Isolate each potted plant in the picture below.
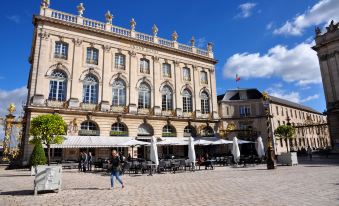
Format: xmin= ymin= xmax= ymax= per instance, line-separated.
xmin=274 ymin=125 xmax=298 ymax=166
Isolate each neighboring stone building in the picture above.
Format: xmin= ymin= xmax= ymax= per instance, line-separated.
xmin=22 ymin=1 xmax=219 ymax=163
xmin=312 ymin=21 xmax=339 ymax=152
xmin=218 ymin=89 xmax=330 ymax=155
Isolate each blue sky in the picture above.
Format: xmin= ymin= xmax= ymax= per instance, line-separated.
xmin=0 ymin=0 xmax=339 ymax=117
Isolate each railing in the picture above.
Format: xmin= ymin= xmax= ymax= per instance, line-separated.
xmin=111 ymin=25 xmax=131 ymax=37
xmin=83 ymin=18 xmax=105 ymax=30
xmin=110 ymin=131 xmax=128 ymax=136
xmin=44 ymin=8 xmax=211 ymax=58
xmin=178 ymin=43 xmax=192 ymax=52
xmin=51 ymin=10 xmax=77 ymax=23
xmin=158 ymin=38 xmax=174 ymax=48
xmin=79 ymin=129 xmax=100 ymax=136
xmin=136 ymin=32 xmax=154 ymax=43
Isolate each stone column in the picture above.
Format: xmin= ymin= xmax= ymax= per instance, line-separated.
xmin=100 ymin=45 xmax=112 ymax=111
xmin=153 ymin=56 xmax=161 ymax=116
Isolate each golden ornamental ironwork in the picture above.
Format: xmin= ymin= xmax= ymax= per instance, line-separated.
xmin=8 ymin=103 xmax=16 ymax=114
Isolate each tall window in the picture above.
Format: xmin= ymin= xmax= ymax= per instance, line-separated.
xmin=140 ymin=58 xmax=150 ymax=74
xmin=48 ymin=70 xmax=67 ymax=101
xmin=182 ymin=89 xmax=193 ymax=113
xmin=162 ymin=63 xmax=171 ymax=77
xmin=115 ymin=53 xmax=125 ymax=69
xmin=183 ymin=67 xmax=191 ymax=81
xmin=201 ymin=91 xmax=210 ymax=114
xmin=111 ymin=122 xmax=128 ymax=136
xmin=161 ymin=86 xmax=173 ymax=111
xmin=83 ymin=74 xmax=98 ymax=104
xmin=138 ymin=83 xmax=151 ymax=109
xmin=112 ymin=80 xmax=126 ymax=106
xmin=276 ymin=106 xmax=279 ymax=115
xmin=200 ymin=71 xmax=208 ymax=84
xmin=54 ymin=42 xmax=68 ymax=59
xmin=239 ymin=105 xmax=251 ymax=117
xmin=162 ymin=125 xmax=176 ymax=137
xmin=86 ymin=47 xmax=99 ymax=65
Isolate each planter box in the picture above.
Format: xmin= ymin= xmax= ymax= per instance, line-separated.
xmin=34 ymin=165 xmax=62 ymax=195
xmin=278 ymin=152 xmax=298 ymax=166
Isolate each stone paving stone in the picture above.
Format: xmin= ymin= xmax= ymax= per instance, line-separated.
xmin=0 ymin=160 xmax=339 ymax=206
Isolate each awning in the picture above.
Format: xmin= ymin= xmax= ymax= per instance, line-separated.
xmin=157 ymin=137 xmax=189 ymax=146
xmin=116 ymin=139 xmax=150 ymax=147
xmin=49 ymin=136 xmax=134 ymax=148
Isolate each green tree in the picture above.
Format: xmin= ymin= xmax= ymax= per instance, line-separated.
xmin=30 ymin=114 xmax=67 ymax=165
xmin=29 ymin=142 xmax=47 ymax=166
xmin=274 ymin=125 xmax=296 ymax=153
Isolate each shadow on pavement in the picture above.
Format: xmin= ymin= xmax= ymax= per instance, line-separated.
xmin=0 ymin=190 xmax=33 ymax=196
xmin=67 ymin=187 xmax=106 ymax=190
xmin=0 ymin=174 xmax=32 ymax=177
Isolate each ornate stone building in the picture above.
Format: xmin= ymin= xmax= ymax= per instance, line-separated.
xmin=218 ymin=89 xmax=330 ymax=155
xmin=22 ymin=1 xmax=219 ymax=163
xmin=312 ymin=21 xmax=339 ymax=152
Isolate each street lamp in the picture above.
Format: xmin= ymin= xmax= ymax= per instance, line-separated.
xmin=262 ymin=92 xmax=277 ymax=170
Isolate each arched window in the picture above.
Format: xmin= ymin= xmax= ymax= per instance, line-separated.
xmin=162 ymin=125 xmax=176 ymax=137
xmin=54 ymin=41 xmax=68 ymax=59
xmin=161 ymin=86 xmax=173 ymax=111
xmin=138 ymin=123 xmax=154 ymax=136
xmin=184 ymin=125 xmax=196 ymax=137
xmin=162 ymin=63 xmax=171 ymax=77
xmin=201 ymin=126 xmax=214 ymax=137
xmin=48 ymin=70 xmax=67 ymax=101
xmin=112 ymin=80 xmax=126 ymax=106
xmin=140 ymin=58 xmax=150 ymax=74
xmin=201 ymin=91 xmax=210 ymax=114
xmin=138 ymin=83 xmax=151 ymax=109
xmin=86 ymin=47 xmax=99 ymax=65
xmin=79 ymin=121 xmax=99 ymax=136
xmin=182 ymin=89 xmax=192 ymax=113
xmin=83 ymin=74 xmax=98 ymax=104
xmin=110 ymin=122 xmax=128 ymax=136
xmin=115 ymin=53 xmax=125 ymax=69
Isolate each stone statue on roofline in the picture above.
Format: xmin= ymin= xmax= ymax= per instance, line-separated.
xmin=41 ymin=0 xmax=50 ymax=8
xmin=130 ymin=18 xmax=136 ymax=31
xmin=326 ymin=20 xmax=339 ymax=33
xmin=152 ymin=24 xmax=158 ymax=37
xmin=172 ymin=31 xmax=178 ymax=41
xmin=105 ymin=11 xmax=113 ymax=24
xmin=77 ymin=3 xmax=85 ymax=17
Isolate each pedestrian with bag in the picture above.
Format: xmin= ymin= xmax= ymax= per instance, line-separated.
xmin=110 ymin=150 xmax=124 ymax=190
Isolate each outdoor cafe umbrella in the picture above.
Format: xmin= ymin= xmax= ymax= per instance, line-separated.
xmin=150 ymin=136 xmax=159 ymax=166
xmin=232 ymin=137 xmax=240 ymax=163
xmin=188 ymin=136 xmax=196 ymax=169
xmin=210 ymin=139 xmax=233 ymax=145
xmin=256 ymin=136 xmax=265 ymax=158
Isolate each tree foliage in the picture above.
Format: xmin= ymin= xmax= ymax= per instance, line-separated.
xmin=29 ymin=142 xmax=47 ymax=166
xmin=274 ymin=125 xmax=296 ymax=153
xmin=30 ymin=114 xmax=67 ymax=165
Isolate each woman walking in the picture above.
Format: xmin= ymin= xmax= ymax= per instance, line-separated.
xmin=110 ymin=150 xmax=124 ymax=189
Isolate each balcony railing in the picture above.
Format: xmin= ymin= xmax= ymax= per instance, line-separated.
xmin=111 ymin=106 xmax=126 ymax=113
xmin=162 ymin=132 xmax=177 ymax=137
xmin=110 ymin=131 xmax=128 ymax=136
xmin=81 ymin=103 xmax=97 ymax=111
xmin=86 ymin=59 xmax=98 ymax=65
xmin=54 ymin=53 xmax=67 ymax=60
xmin=79 ymin=129 xmax=100 ymax=136
xmin=138 ymin=108 xmax=150 ymax=115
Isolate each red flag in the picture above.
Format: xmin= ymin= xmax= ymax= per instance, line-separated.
xmin=236 ymin=74 xmax=240 ymax=82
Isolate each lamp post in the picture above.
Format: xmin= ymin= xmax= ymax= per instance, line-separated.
xmin=262 ymin=92 xmax=277 ymax=170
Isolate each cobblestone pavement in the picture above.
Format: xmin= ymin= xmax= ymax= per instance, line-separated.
xmin=0 ymin=158 xmax=339 ymax=206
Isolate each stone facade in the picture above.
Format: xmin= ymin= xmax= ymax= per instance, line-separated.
xmin=312 ymin=21 xmax=339 ymax=152
xmin=218 ymin=89 xmax=331 ymax=155
xmin=22 ymin=1 xmax=219 ymax=163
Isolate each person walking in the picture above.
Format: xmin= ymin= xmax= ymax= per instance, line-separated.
xmin=110 ymin=150 xmax=124 ymax=190
xmin=83 ymin=152 xmax=88 ymax=172
xmin=79 ymin=151 xmax=84 ymax=172
xmin=88 ymin=152 xmax=93 ymax=171
xmin=307 ymin=146 xmax=313 ymax=161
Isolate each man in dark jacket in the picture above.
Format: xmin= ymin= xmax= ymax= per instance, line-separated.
xmin=110 ymin=150 xmax=124 ymax=189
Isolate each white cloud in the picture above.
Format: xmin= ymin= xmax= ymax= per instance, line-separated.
xmin=222 ymin=40 xmax=321 ymax=86
xmin=235 ymin=2 xmax=257 ymax=19
xmin=300 ymin=94 xmax=320 ymax=103
xmin=273 ymin=0 xmax=339 ymax=36
xmin=267 ymin=87 xmax=320 ymax=104
xmin=6 ymin=15 xmax=21 ymax=24
xmin=0 ymin=86 xmax=27 ymax=118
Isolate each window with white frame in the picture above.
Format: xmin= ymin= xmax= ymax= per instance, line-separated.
xmin=79 ymin=121 xmax=99 ymax=136
xmin=111 ymin=122 xmax=128 ymax=136
xmin=162 ymin=63 xmax=171 ymax=77
xmin=54 ymin=42 xmax=68 ymax=59
xmin=48 ymin=70 xmax=67 ymax=101
xmin=182 ymin=89 xmax=193 ymax=113
xmin=86 ymin=47 xmax=99 ymax=65
xmin=161 ymin=86 xmax=173 ymax=111
xmin=138 ymin=83 xmax=151 ymax=109
xmin=112 ymin=79 xmax=126 ymax=106
xmin=140 ymin=58 xmax=150 ymax=74
xmin=200 ymin=71 xmax=208 ymax=84
xmin=162 ymin=125 xmax=176 ymax=137
xmin=239 ymin=105 xmax=251 ymax=117
xmin=82 ymin=74 xmax=98 ymax=104
xmin=183 ymin=67 xmax=191 ymax=81
xmin=115 ymin=53 xmax=125 ymax=69
xmin=201 ymin=91 xmax=210 ymax=114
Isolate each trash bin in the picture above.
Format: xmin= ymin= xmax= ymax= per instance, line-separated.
xmin=34 ymin=165 xmax=62 ymax=195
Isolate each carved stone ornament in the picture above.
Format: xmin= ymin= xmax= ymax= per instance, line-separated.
xmin=104 ymin=45 xmax=111 ymax=52
xmin=117 ymin=115 xmax=122 ymax=122
xmin=326 ymin=20 xmax=339 ymax=33
xmin=105 ymin=10 xmax=113 ymax=24
xmin=207 ymin=42 xmax=213 ymax=52
xmin=73 ymin=38 xmax=83 ymax=46
xmin=86 ymin=113 xmax=92 ymax=120
xmin=130 ymin=18 xmax=136 ymax=31
xmin=210 ymin=67 xmax=215 ymax=73
xmin=174 ymin=60 xmax=180 ymax=67
xmin=89 ymin=42 xmax=95 ymax=48
xmin=190 ymin=36 xmax=195 ymax=47
xmin=152 ymin=56 xmax=159 ymax=62
xmin=152 ymin=24 xmax=158 ymax=36
xmin=172 ymin=31 xmax=178 ymax=41
xmin=143 ymin=117 xmax=148 ymax=124
xmin=39 ymin=31 xmax=50 ymax=40
xmin=41 ymin=0 xmax=50 ymax=8
xmin=129 ymin=50 xmax=136 ymax=57
xmin=117 ymin=48 xmax=123 ymax=53
xmin=77 ymin=3 xmax=85 ymax=17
